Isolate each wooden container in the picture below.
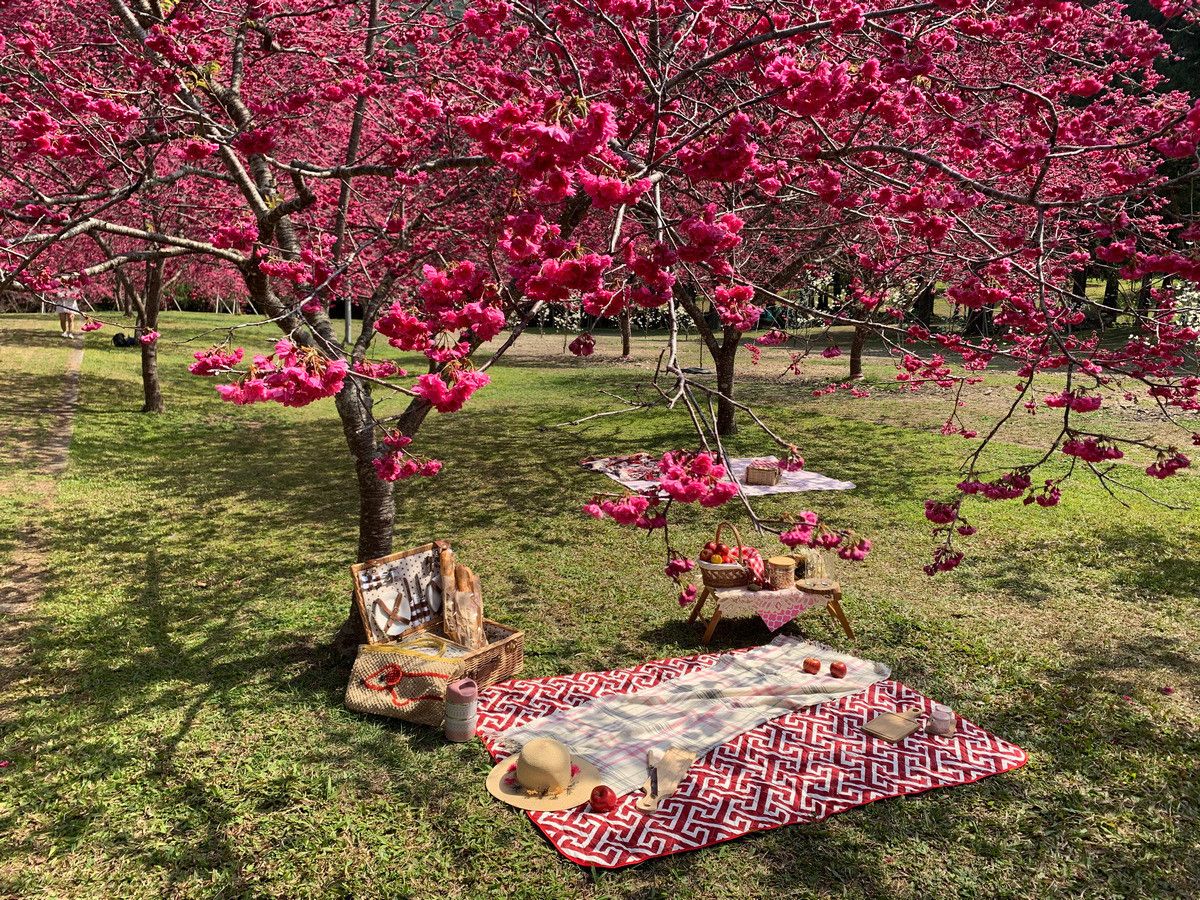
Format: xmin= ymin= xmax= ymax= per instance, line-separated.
xmin=766 ymin=556 xmax=797 ymax=591
xmin=350 ymin=542 xmax=524 ymax=690
xmin=697 ymin=521 xmax=751 ymax=589
xmin=745 ymin=464 xmax=782 ymax=486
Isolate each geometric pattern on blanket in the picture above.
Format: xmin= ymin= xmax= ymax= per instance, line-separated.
xmin=478 ymin=649 xmax=1028 ymax=869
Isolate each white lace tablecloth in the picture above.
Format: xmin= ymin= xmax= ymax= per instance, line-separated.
xmin=711 ymin=586 xmax=829 ymax=617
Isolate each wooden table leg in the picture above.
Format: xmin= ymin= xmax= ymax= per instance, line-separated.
xmin=701 ymin=606 xmax=723 ymax=645
xmin=827 ymin=594 xmax=855 ymax=641
xmin=687 ymin=587 xmax=712 ymax=626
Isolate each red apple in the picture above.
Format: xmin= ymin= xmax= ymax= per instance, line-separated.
xmin=590 ymin=785 xmax=618 ymax=813
xmin=829 ymin=660 xmax=848 ymax=678
xmin=802 ymin=657 xmax=821 ymax=675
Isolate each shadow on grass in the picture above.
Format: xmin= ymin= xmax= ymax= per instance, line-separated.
xmin=964 ymin=519 xmax=1200 ymax=605
xmin=0 ymin=367 xmax=74 ymax=467
xmin=3 ymin=344 xmax=1198 ymax=897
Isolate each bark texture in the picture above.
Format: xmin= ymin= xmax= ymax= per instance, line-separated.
xmin=848 ymin=324 xmax=868 ymax=381
xmin=139 ymin=260 xmax=165 ymax=414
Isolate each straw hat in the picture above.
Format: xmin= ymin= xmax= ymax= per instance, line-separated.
xmin=485 ymin=738 xmax=604 ymax=811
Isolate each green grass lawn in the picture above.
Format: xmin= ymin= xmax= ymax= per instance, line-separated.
xmin=0 ymin=312 xmax=1196 ymax=900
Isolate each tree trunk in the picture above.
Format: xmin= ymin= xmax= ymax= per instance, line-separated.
xmin=140 ymin=260 xmax=165 ymax=414
xmin=913 ymin=282 xmax=935 ymax=326
xmin=331 ymin=375 xmax=400 ymax=658
xmin=963 ymin=305 xmax=993 ymax=337
xmin=619 ymin=309 xmax=632 ymax=357
xmin=714 ymin=330 xmax=740 ymax=435
xmin=1138 ymin=275 xmax=1153 ymax=312
xmin=848 ymin=324 xmax=868 ymax=380
xmin=1104 ymin=271 xmax=1120 ymax=310
xmin=1071 ymin=268 xmax=1089 ymax=302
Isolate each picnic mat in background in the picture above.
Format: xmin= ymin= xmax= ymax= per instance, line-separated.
xmin=579 ymin=454 xmax=856 ymax=495
xmin=477 ymin=648 xmax=1028 ymax=868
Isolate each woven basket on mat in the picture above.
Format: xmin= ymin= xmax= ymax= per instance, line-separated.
xmin=696 ymin=521 xmax=752 ymax=589
xmin=745 ymin=464 xmax=782 ymax=486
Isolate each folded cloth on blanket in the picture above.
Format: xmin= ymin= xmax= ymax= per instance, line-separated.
xmin=487 ymin=636 xmax=888 ymax=795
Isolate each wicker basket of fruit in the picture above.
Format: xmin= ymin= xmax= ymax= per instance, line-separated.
xmin=696 ymin=522 xmax=752 ymax=589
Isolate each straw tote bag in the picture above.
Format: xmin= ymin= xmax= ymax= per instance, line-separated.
xmin=345 ymin=638 xmax=462 ymax=726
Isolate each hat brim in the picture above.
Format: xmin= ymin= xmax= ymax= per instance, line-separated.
xmin=485 ymin=750 xmax=605 ymax=812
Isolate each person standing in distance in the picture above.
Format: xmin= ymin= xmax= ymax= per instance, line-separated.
xmin=53 ymin=289 xmax=80 ymax=338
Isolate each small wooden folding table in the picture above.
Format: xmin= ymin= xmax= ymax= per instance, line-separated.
xmin=687 ymin=577 xmax=856 ymax=645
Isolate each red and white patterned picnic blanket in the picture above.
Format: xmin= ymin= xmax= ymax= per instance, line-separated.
xmin=486 ymin=638 xmax=888 ymax=794
xmin=478 ymin=648 xmax=1028 ymax=868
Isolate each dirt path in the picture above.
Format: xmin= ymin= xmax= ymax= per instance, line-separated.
xmin=0 ymin=341 xmax=83 ymax=681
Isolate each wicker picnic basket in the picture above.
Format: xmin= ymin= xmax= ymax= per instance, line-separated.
xmin=696 ymin=521 xmax=752 ymax=589
xmin=745 ymin=463 xmax=782 ymax=486
xmin=350 ymin=542 xmax=524 ymax=691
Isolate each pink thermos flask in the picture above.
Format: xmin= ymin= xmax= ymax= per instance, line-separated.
xmin=444 ymin=679 xmax=478 ymax=742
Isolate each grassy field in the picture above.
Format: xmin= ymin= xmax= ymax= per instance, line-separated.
xmin=0 ymin=311 xmax=1196 ymax=900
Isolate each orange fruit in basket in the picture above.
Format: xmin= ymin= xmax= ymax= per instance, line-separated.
xmin=710 ymin=554 xmax=724 ymax=564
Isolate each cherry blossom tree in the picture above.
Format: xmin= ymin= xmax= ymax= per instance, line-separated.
xmin=2 ymin=0 xmax=1199 ymax=647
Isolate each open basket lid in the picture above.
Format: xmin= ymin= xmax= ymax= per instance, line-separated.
xmin=350 ymin=541 xmax=450 ymax=644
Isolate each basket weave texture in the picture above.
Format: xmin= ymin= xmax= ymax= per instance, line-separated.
xmin=351 ymin=544 xmax=525 ymax=692
xmin=745 ymin=464 xmax=782 ymax=486
xmin=697 ymin=522 xmax=752 ymax=588
xmin=344 ymin=642 xmax=461 ymax=726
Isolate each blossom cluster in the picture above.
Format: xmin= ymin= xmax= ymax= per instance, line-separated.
xmin=411 ymin=369 xmax=490 ymax=413
xmin=1044 ymin=391 xmax=1102 ymax=412
xmin=189 ymin=346 xmax=245 ymax=376
xmin=212 ymin=341 xmax=347 ymax=407
xmin=1061 ymin=438 xmax=1124 ymax=462
xmin=371 ymin=430 xmax=443 ymax=482
xmin=1146 ymin=453 xmax=1190 ymax=479
xmin=923 ymin=547 xmax=965 ymax=576
xmin=375 ymin=261 xmax=506 ymax=361
xmin=957 ymin=472 xmax=1033 ymax=501
xmin=568 ymin=332 xmax=595 ymax=356
xmin=352 ymin=359 xmax=407 ymax=379
xmin=778 ymin=510 xmax=870 ymax=560
xmin=658 ymin=450 xmax=739 ymax=507
xmin=583 ymin=492 xmax=666 ymax=529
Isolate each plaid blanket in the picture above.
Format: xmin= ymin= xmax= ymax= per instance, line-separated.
xmin=488 ymin=636 xmax=889 ymax=794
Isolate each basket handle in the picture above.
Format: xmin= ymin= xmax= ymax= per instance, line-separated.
xmin=714 ymin=521 xmax=746 ymax=564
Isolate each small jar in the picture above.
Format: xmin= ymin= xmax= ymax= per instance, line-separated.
xmin=925 ymin=703 xmax=956 ymax=737
xmin=444 ymin=679 xmax=478 ymax=742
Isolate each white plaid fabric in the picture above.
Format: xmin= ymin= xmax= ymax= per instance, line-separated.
xmin=490 ymin=637 xmax=889 ymax=794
